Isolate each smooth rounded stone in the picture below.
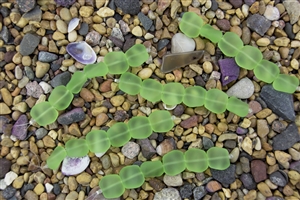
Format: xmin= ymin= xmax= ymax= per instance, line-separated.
xmin=100 ymin=155 xmax=111 ymax=169
xmin=193 ymin=186 xmax=207 ymax=200
xmin=78 ymin=22 xmax=89 ymax=36
xmin=50 ymin=71 xmax=71 ymax=87
xmin=273 ymin=123 xmax=300 ymax=150
xmin=11 ymin=114 xmax=28 ymax=140
xmin=57 ymin=108 xmax=85 ymax=125
xmin=226 ymin=77 xmax=254 ymax=99
xmin=202 ymin=137 xmax=214 ymax=150
xmin=246 ymin=14 xmax=271 ymax=36
xmin=173 ymin=105 xmax=184 ymax=116
xmin=240 ymin=173 xmax=256 ymax=190
xmin=26 ymin=81 xmax=44 ymax=98
xmin=4 ymin=171 xmax=18 ymax=186
xmin=264 ymin=5 xmax=280 ymax=21
xmin=52 ymin=184 xmax=61 ymax=195
xmin=211 ymin=165 xmax=236 ymax=185
xmin=180 ymin=116 xmax=198 ymax=129
xmin=35 ymin=128 xmax=48 ymax=139
xmin=171 ymin=33 xmax=195 ymax=53
xmin=19 ymin=33 xmax=41 ymax=56
xmin=0 ymin=158 xmax=12 ymax=179
xmin=270 ymin=171 xmax=288 ymax=187
xmin=216 ymin=19 xmax=230 ymax=31
xmin=229 ymin=0 xmax=242 ymax=8
xmin=3 ymin=186 xmax=16 ymax=199
xmin=85 ymin=31 xmax=101 ymax=46
xmin=285 ymin=23 xmax=295 ymax=39
xmin=56 ymin=20 xmax=68 ymax=34
xmin=156 ymin=138 xmax=176 ymax=156
xmin=115 ymin=0 xmax=140 ymax=15
xmin=96 ymin=7 xmax=115 ymax=17
xmin=154 ymin=188 xmax=181 ymax=200
xmin=35 ymin=61 xmax=50 ymax=78
xmin=61 ymin=156 xmax=90 ymax=176
xmin=137 ymin=139 xmax=156 ymax=159
xmin=38 ymin=51 xmax=58 ymax=63
xmin=251 ymin=160 xmax=267 ymax=183
xmin=260 ymin=84 xmax=295 ymax=121
xmin=24 ymin=66 xmax=34 ymax=80
xmin=68 ymin=18 xmax=80 ymax=33
xmin=54 ymin=0 xmax=76 ymax=7
xmin=66 ymin=41 xmax=96 ymax=64
xmin=163 ymin=174 xmax=183 ymax=187
xmin=121 ymin=141 xmax=140 ymax=159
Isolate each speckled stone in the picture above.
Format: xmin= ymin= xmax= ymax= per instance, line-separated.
xmin=19 ymin=33 xmax=41 ymax=56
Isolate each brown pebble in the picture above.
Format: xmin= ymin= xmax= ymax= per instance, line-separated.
xmin=251 ymin=160 xmax=267 ymax=183
xmin=180 ymin=115 xmax=198 ymax=129
xmin=99 ymin=80 xmax=112 ymax=92
xmin=96 ymin=113 xmax=109 ymax=126
xmin=206 ymin=180 xmax=222 ymax=192
xmin=80 ymin=88 xmax=94 ymax=102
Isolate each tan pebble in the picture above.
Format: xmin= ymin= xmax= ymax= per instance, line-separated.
xmin=60 ymin=8 xmax=72 ymax=21
xmin=62 ymin=59 xmax=74 ymax=67
xmin=93 ymin=24 xmax=106 ymax=34
xmin=96 ymin=113 xmax=109 ymax=126
xmin=22 ymin=56 xmax=31 ymax=66
xmin=138 ymin=68 xmax=153 ymax=79
xmin=241 ymin=136 xmax=253 ymax=155
xmin=34 ymin=183 xmax=44 ymax=195
xmin=1 ymin=138 xmax=14 ymax=147
xmin=256 ymin=108 xmax=272 ymax=118
xmin=97 ymin=7 xmax=115 ymax=17
xmin=12 ymin=176 xmax=24 ymax=189
xmin=68 ymin=176 xmax=78 ymax=191
xmin=68 ymin=123 xmax=81 ymax=137
xmin=16 ymin=17 xmax=29 ymax=28
xmin=257 ymin=182 xmax=272 ymax=197
xmin=275 ymin=150 xmax=291 ymax=169
xmin=1 ymin=88 xmax=12 ymax=106
xmin=42 ymin=135 xmax=56 ymax=148
xmin=240 ymin=118 xmax=251 ymax=128
xmin=132 ymin=26 xmax=143 ymax=37
xmin=181 ymin=0 xmax=192 ymax=7
xmin=274 ymin=37 xmax=290 ymax=47
xmin=92 ymin=106 xmax=108 ymax=116
xmin=12 ymin=52 xmax=22 ymax=64
xmin=56 ymin=20 xmax=68 ymax=34
xmin=218 ymin=133 xmax=237 ymax=142
xmin=79 ymin=6 xmax=94 ymax=18
xmin=68 ymin=30 xmax=77 ymax=42
xmin=36 ymin=61 xmax=50 ymax=78
xmin=283 ymin=185 xmax=294 ymax=196
xmin=290 ymin=58 xmax=299 ymax=70
xmin=186 ymin=133 xmax=197 ymax=142
xmin=48 ymin=40 xmax=59 ymax=53
xmin=256 ymin=38 xmax=270 ymax=46
xmin=110 ymin=95 xmax=125 ymax=107
xmin=144 ymin=33 xmax=154 ymax=40
xmin=76 ymin=172 xmax=92 ymax=185
xmin=80 ymin=88 xmax=94 ymax=102
xmin=52 ymin=31 xmax=65 ymax=40
xmin=289 ymin=147 xmax=300 ymax=161
xmin=0 ymin=102 xmax=11 ymax=114
xmin=5 ymin=63 xmax=16 ymax=70
xmin=16 ymin=156 xmax=30 ymax=165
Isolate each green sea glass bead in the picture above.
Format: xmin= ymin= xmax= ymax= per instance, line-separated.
xmin=226 ymin=96 xmax=249 ymax=117
xmin=207 ymin=147 xmax=230 ymax=170
xmin=66 ymin=71 xmax=88 ymax=94
xmin=148 ymin=110 xmax=174 ymax=132
xmin=140 ymin=161 xmax=164 ymax=177
xmin=204 ymin=89 xmax=228 ymax=114
xmin=184 ymin=148 xmax=208 ymax=173
xmin=272 ymin=74 xmax=299 ymax=94
xmin=120 ymin=165 xmax=145 ymax=189
xmin=30 ymin=101 xmax=58 ymax=126
xmin=99 ymin=174 xmax=125 ymax=199
xmin=119 ymin=72 xmax=142 ymax=95
xmin=235 ymin=45 xmax=262 ymax=70
xmin=163 ymin=150 xmax=186 ymax=176
xmin=84 ymin=62 xmax=108 ymax=79
xmin=86 ymin=130 xmax=111 ymax=153
xmin=48 ymin=85 xmax=73 ymax=110
xmin=161 ymin=82 xmax=185 ymax=105
xmin=46 ymin=146 xmax=67 ymax=170
xmin=104 ymin=51 xmax=129 ymax=74
xmin=140 ymin=79 xmax=163 ymax=102
xmin=183 ymin=86 xmax=206 ymax=107
xmin=199 ymin=24 xmax=223 ymax=43
xmin=179 ymin=12 xmax=203 ymax=38
xmin=125 ymin=44 xmax=149 ymax=67
xmin=254 ymin=60 xmax=280 ymax=83
xmin=107 ymin=123 xmax=131 ymax=147
xmin=128 ymin=116 xmax=152 ymax=139
xmin=218 ymin=32 xmax=244 ymax=57
xmin=65 ymin=138 xmax=89 ymax=157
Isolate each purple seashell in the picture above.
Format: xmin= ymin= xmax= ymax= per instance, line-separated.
xmin=66 ymin=41 xmax=97 ymax=64
xmin=218 ymin=58 xmax=240 ymax=86
xmin=68 ymin=18 xmax=80 ymax=33
xmin=12 ymin=114 xmax=28 ymax=140
xmin=61 ymin=156 xmax=90 ymax=176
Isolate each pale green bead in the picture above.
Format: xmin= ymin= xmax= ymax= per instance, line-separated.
xmin=125 ymin=44 xmax=149 ymax=67
xmin=207 ymin=147 xmax=230 ymax=170
xmin=107 ymin=123 xmax=130 ymax=147
xmin=140 ymin=161 xmax=164 ymax=177
xmin=48 ymin=85 xmax=73 ymax=110
xmin=30 ymin=101 xmax=58 ymax=126
xmin=148 ymin=110 xmax=174 ymax=132
xmin=65 ymin=138 xmax=89 ymax=157
xmin=104 ymin=51 xmax=129 ymax=74
xmin=218 ymin=32 xmax=243 ymax=57
xmin=254 ymin=60 xmax=280 ymax=83
xmin=163 ymin=150 xmax=186 ymax=176
xmin=99 ymin=174 xmax=124 ymax=199
xmin=119 ymin=165 xmax=145 ymax=189
xmin=128 ymin=116 xmax=152 ymax=139
xmin=184 ymin=148 xmax=208 ymax=173
xmin=84 ymin=62 xmax=108 ymax=79
xmin=119 ymin=72 xmax=142 ymax=95
xmin=183 ymin=86 xmax=206 ymax=107
xmin=226 ymin=96 xmax=249 ymax=117
xmin=86 ymin=130 xmax=111 ymax=153
xmin=179 ymin=12 xmax=203 ymax=38
xmin=204 ymin=89 xmax=228 ymax=114
xmin=46 ymin=146 xmax=67 ymax=170
xmin=272 ymin=74 xmax=299 ymax=94
xmin=235 ymin=45 xmax=262 ymax=70
xmin=199 ymin=24 xmax=223 ymax=43
xmin=140 ymin=79 xmax=163 ymax=102
xmin=161 ymin=82 xmax=185 ymax=106
xmin=66 ymin=71 xmax=88 ymax=94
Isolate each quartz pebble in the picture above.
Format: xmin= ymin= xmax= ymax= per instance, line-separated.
xmin=163 ymin=174 xmax=183 ymax=187
xmin=154 ymin=188 xmax=181 ymax=200
xmin=264 ymin=5 xmax=280 ymax=21
xmin=171 ymin=33 xmax=195 ymax=53
xmin=121 ymin=142 xmax=140 ymax=159
xmin=226 ymin=77 xmax=254 ymax=99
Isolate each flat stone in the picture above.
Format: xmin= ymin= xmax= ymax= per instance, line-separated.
xmin=251 ymin=160 xmax=267 ymax=183
xmin=57 ymin=108 xmax=85 ymax=125
xmin=50 ymin=71 xmax=71 ymax=87
xmin=19 ymin=33 xmax=40 ymax=56
xmin=26 ymin=81 xmax=43 ymax=98
xmin=273 ymin=123 xmax=300 ymax=150
xmin=211 ymin=164 xmax=236 ymax=185
xmin=0 ymin=103 xmax=11 ymax=114
xmin=247 ymin=14 xmax=271 ymax=36
xmin=0 ymin=26 xmax=13 ymax=44
xmin=240 ymin=173 xmax=256 ymax=190
xmin=156 ymin=0 xmax=172 ymax=15
xmin=226 ymin=77 xmax=254 ymax=99
xmin=22 ymin=6 xmax=42 ymax=22
xmin=218 ymin=58 xmax=240 ymax=86
xmin=11 ymin=114 xmax=28 ymax=140
xmin=163 ymin=174 xmax=183 ymax=187
xmin=264 ymin=5 xmax=280 ymax=21
xmin=17 ymin=0 xmax=36 ymax=12
xmin=193 ymin=186 xmax=207 ymax=200
xmin=115 ymin=0 xmax=140 ymax=15
xmin=283 ymin=0 xmax=300 ymax=24
xmin=260 ymin=84 xmax=295 ymax=121
xmin=180 ymin=115 xmax=198 ymax=129
xmin=38 ymin=52 xmax=58 ymax=62
xmin=156 ymin=138 xmax=176 ymax=156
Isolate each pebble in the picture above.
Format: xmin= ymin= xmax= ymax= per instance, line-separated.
xmin=57 ymin=108 xmax=86 ymax=125
xmin=247 ymin=14 xmax=271 ymax=36
xmin=226 ymin=77 xmax=254 ymax=99
xmin=35 ymin=61 xmax=50 ymax=78
xmin=3 ymin=186 xmax=16 ymax=199
xmin=163 ymin=174 xmax=183 ymax=187
xmin=19 ymin=33 xmax=40 ymax=56
xmin=38 ymin=52 xmax=58 ymax=63
xmin=180 ymin=115 xmax=198 ymax=129
xmin=132 ymin=26 xmax=143 ymax=37
xmin=138 ymin=12 xmax=153 ymax=31
xmin=229 ymin=0 xmax=242 ymax=8
xmin=78 ymin=22 xmax=89 ymax=36
xmin=39 ymin=82 xmax=52 ymax=94
xmin=270 ymin=171 xmax=288 ymax=187
xmin=35 ymin=128 xmax=48 ymax=139
xmin=17 ymin=0 xmax=36 ymax=12
xmin=240 ymin=173 xmax=256 ymax=190
xmin=61 ymin=156 xmax=90 ymax=176
xmin=157 ymin=39 xmax=169 ymax=51
xmin=0 ymin=102 xmax=11 ymax=114
xmin=264 ymin=5 xmax=280 ymax=21
xmin=137 ymin=139 xmax=156 ymax=159
xmin=251 ymin=160 xmax=267 ymax=183
xmin=110 ymin=95 xmax=125 ymax=107
xmin=79 ymin=6 xmax=94 ymax=17
xmin=260 ymin=84 xmax=295 ymax=121
xmin=273 ymin=123 xmax=300 ymax=150
xmin=115 ymin=0 xmax=140 ymax=15
xmin=11 ymin=114 xmax=28 ymax=140
xmin=50 ymin=71 xmax=71 ymax=87
xmin=171 ymin=33 xmax=195 ymax=53
xmin=26 ymin=81 xmax=44 ymax=98
xmin=211 ymin=165 xmax=236 ymax=185
xmin=218 ymin=58 xmax=240 ymax=86
xmin=283 ymin=0 xmax=300 ymax=24
xmin=193 ymin=186 xmax=207 ymax=200
xmin=257 ymin=182 xmax=272 ymax=197
xmin=179 ymin=184 xmax=193 ymax=198
xmin=60 ymin=8 xmax=72 ymax=21
xmin=156 ymin=138 xmax=176 ymax=156
xmin=24 ymin=190 xmax=38 ymax=200
xmin=156 ymin=0 xmax=171 ymax=15
xmin=56 ymin=20 xmax=68 ymax=34
xmin=4 ymin=171 xmax=18 ymax=186
xmin=1 ymin=88 xmax=12 ymax=106
xmin=206 ymin=180 xmax=222 ymax=192
xmin=216 ymin=19 xmax=231 ymax=31
xmin=153 ymin=188 xmax=181 ymax=200
xmin=22 ymin=5 xmax=42 ymax=22
xmin=121 ymin=141 xmax=140 ymax=159
xmin=96 ymin=7 xmax=115 ymax=18
xmin=0 ymin=26 xmax=12 ymax=44
xmin=0 ymin=158 xmax=12 ymax=179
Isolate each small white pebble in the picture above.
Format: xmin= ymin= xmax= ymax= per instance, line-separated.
xmin=4 ymin=171 xmax=18 ymax=186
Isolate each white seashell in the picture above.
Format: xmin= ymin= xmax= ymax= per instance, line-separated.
xmin=68 ymin=18 xmax=80 ymax=33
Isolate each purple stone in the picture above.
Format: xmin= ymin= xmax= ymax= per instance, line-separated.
xmin=218 ymin=58 xmax=240 ymax=86
xmin=12 ymin=114 xmax=28 ymax=140
xmin=236 ymin=127 xmax=248 ymax=135
xmin=61 ymin=156 xmax=90 ymax=176
xmin=66 ymin=41 xmax=96 ymax=64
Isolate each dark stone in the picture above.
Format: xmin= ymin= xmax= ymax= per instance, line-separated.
xmin=229 ymin=0 xmax=243 ymax=8
xmin=50 ymin=57 xmax=63 ymax=71
xmin=137 ymin=138 xmax=156 ymax=159
xmin=216 ymin=19 xmax=231 ymax=31
xmin=148 ymin=178 xmax=166 ymax=191
xmin=247 ymin=14 xmax=271 ymax=36
xmin=272 ymin=120 xmax=287 ymax=133
xmin=173 ymin=105 xmax=184 ymax=117
xmin=0 ymin=116 xmax=10 ymax=134
xmin=195 ymin=75 xmax=205 ymax=87
xmin=244 ymin=0 xmax=256 ymax=6
xmin=0 ymin=158 xmax=12 ymax=178
xmin=240 ymin=173 xmax=256 ymax=190
xmin=24 ymin=66 xmax=35 ymax=80
xmin=50 ymin=71 xmax=71 ymax=87
xmin=114 ymin=110 xmax=128 ymax=122
xmin=0 ymin=26 xmax=13 ymax=44
xmin=251 ymin=160 xmax=267 ymax=183
xmin=53 ymin=183 xmax=61 ymax=195
xmin=270 ymin=171 xmax=288 ymax=187
xmin=78 ymin=22 xmax=89 ymax=36
xmin=180 ymin=115 xmax=198 ymax=129
xmin=157 ymin=39 xmax=169 ymax=51
xmin=108 ymin=0 xmax=116 ymax=10
xmin=17 ymin=0 xmax=36 ymax=12
xmin=57 ymin=108 xmax=86 ymax=125
xmin=210 ymin=0 xmax=218 ymax=11
xmin=218 ymin=58 xmax=240 ymax=86
xmin=19 ymin=33 xmax=41 ymax=56
xmin=193 ymin=186 xmax=207 ymax=200
xmin=260 ymin=84 xmax=295 ymax=121
xmin=38 ymin=51 xmax=58 ymax=62
xmin=202 ymin=137 xmax=214 ymax=150
xmin=22 ymin=6 xmax=42 ymax=22
xmin=4 ymin=51 xmax=16 ymax=63
xmin=211 ymin=165 xmax=236 ymax=185
xmin=54 ymin=0 xmax=76 ymax=7
xmin=123 ymin=37 xmax=135 ymax=52
xmin=290 ymin=161 xmax=300 ymax=173
xmin=3 ymin=186 xmax=16 ymax=199
xmin=179 ymin=184 xmax=193 ymax=198
xmin=11 ymin=114 xmax=28 ymax=140
xmin=109 ymin=35 xmax=123 ymax=48
xmin=20 ymin=183 xmax=34 ymax=197
xmin=114 ymin=0 xmax=140 ymax=15
xmin=285 ymin=23 xmax=295 ymax=39
xmin=0 ymin=6 xmax=10 ymax=17
xmin=273 ymin=123 xmax=300 ymax=150
xmin=138 ymin=12 xmax=153 ymax=31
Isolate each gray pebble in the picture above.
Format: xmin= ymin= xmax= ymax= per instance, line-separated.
xmin=179 ymin=184 xmax=193 ymax=198
xmin=50 ymin=71 xmax=71 ymax=87
xmin=270 ymin=171 xmax=288 ymax=187
xmin=226 ymin=77 xmax=254 ymax=99
xmin=138 ymin=12 xmax=153 ymax=31
xmin=3 ymin=186 xmax=16 ymax=199
xmin=240 ymin=173 xmax=256 ymax=190
xmin=38 ymin=52 xmax=58 ymax=63
xmin=26 ymin=81 xmax=44 ymax=98
xmin=121 ymin=141 xmax=140 ymax=159
xmin=0 ymin=158 xmax=12 ymax=179
xmin=22 ymin=6 xmax=42 ymax=22
xmin=211 ymin=164 xmax=236 ymax=185
xmin=19 ymin=33 xmax=41 ymax=56
xmin=202 ymin=137 xmax=214 ymax=150
xmin=35 ymin=128 xmax=48 ymax=139
xmin=157 ymin=39 xmax=169 ymax=51
xmin=78 ymin=22 xmax=89 ymax=36
xmin=114 ymin=0 xmax=140 ymax=15
xmin=100 ymin=155 xmax=111 ymax=169
xmin=193 ymin=186 xmax=207 ymax=200
xmin=0 ymin=26 xmax=13 ymax=44
xmin=24 ymin=66 xmax=34 ymax=80
xmin=18 ymin=76 xmax=29 ymax=88
xmin=247 ymin=14 xmax=271 ymax=36
xmin=137 ymin=139 xmax=156 ymax=159
xmin=273 ymin=123 xmax=300 ymax=150
xmin=57 ymin=108 xmax=85 ymax=125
